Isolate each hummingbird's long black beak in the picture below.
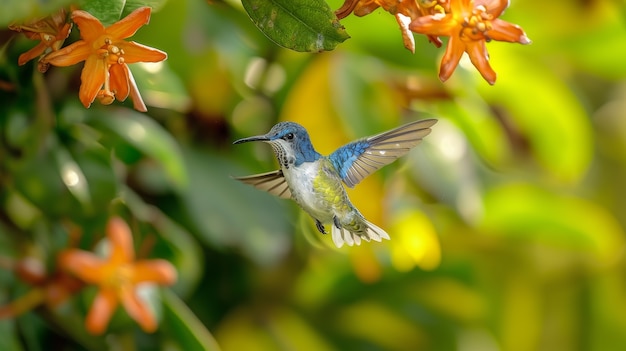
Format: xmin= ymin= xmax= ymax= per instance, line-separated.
xmin=233 ymin=135 xmax=269 ymax=144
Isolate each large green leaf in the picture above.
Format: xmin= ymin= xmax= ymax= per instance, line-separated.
xmin=121 ymin=0 xmax=169 ymax=17
xmin=241 ymin=0 xmax=350 ymax=52
xmin=78 ymin=0 xmax=125 ymax=26
xmin=79 ymin=0 xmax=168 ymax=26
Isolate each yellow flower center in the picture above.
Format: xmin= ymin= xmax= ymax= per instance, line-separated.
xmin=94 ymin=37 xmax=127 ymax=105
xmin=102 ymin=263 xmax=134 ymax=291
xmin=460 ymin=5 xmax=493 ymax=41
xmin=105 ymin=41 xmax=126 ymax=65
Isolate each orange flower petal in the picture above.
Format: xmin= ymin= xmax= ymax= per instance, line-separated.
xmin=110 ymin=63 xmax=130 ymax=101
xmin=51 ymin=23 xmax=73 ymax=51
xmin=43 ymin=41 xmax=92 ymax=67
xmin=79 ymin=56 xmax=106 ymax=108
xmin=86 ymin=288 xmax=118 ymax=335
xmin=71 ymin=10 xmax=105 ymax=43
xmin=480 ymin=0 xmax=509 ymax=17
xmin=395 ymin=13 xmax=415 ymax=53
xmin=488 ymin=19 xmax=531 ymax=44
xmin=118 ymin=41 xmax=167 ymax=64
xmin=451 ymin=0 xmax=472 ymax=14
xmin=409 ymin=15 xmax=457 ymax=37
xmin=354 ymin=1 xmax=380 ymax=17
xmin=119 ymin=287 xmax=157 ymax=332
xmin=106 ymin=217 xmax=135 ymax=264
xmin=130 ymin=260 xmax=177 ymax=285
xmin=58 ymin=249 xmax=105 ymax=284
xmin=18 ymin=42 xmax=47 ymax=65
xmin=106 ymin=7 xmax=152 ymax=39
xmin=439 ymin=35 xmax=465 ymax=82
xmin=466 ymin=40 xmax=496 ymax=84
xmin=127 ymin=68 xmax=148 ymax=112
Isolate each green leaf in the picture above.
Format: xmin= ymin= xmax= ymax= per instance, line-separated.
xmin=87 ymin=109 xmax=188 ymax=192
xmin=241 ymin=0 xmax=350 ymax=52
xmin=162 ymin=289 xmax=222 ymax=351
xmin=79 ymin=0 xmax=125 ymax=26
xmin=121 ymin=0 xmax=169 ymax=17
xmin=78 ymin=0 xmax=167 ymax=26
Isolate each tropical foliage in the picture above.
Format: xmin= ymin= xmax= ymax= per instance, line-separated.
xmin=1 ymin=0 xmax=626 ymax=350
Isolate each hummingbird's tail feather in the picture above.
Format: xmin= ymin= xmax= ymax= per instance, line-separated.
xmin=330 ymin=219 xmax=390 ymax=248
xmin=331 ymin=226 xmax=348 ymax=248
xmin=363 ymin=219 xmax=391 ymax=242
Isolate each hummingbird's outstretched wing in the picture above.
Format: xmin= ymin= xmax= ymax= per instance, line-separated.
xmin=330 ymin=119 xmax=437 ymax=188
xmin=233 ymin=170 xmax=292 ymax=199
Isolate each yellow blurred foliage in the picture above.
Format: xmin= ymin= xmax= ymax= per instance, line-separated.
xmin=389 ymin=209 xmax=441 ymax=271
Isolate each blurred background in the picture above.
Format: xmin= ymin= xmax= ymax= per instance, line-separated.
xmin=1 ymin=0 xmax=626 ymax=350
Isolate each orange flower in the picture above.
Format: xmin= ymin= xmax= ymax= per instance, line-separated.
xmin=336 ymin=0 xmax=446 ymax=51
xmin=58 ymin=217 xmax=177 ymax=335
xmin=43 ymin=7 xmax=167 ymax=111
xmin=409 ymin=0 xmax=530 ymax=84
xmin=9 ymin=9 xmax=72 ymax=72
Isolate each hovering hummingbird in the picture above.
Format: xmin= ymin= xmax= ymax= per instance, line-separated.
xmin=233 ymin=119 xmax=437 ymax=248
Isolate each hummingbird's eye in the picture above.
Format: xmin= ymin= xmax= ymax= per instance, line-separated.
xmin=284 ymin=133 xmax=294 ymax=140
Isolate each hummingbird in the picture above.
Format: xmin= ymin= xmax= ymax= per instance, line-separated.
xmin=233 ymin=119 xmax=437 ymax=248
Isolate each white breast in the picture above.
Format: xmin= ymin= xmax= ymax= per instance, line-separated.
xmin=283 ymin=162 xmax=333 ymax=222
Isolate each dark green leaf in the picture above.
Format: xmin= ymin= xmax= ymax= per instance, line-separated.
xmin=121 ymin=0 xmax=169 ymax=17
xmin=79 ymin=0 xmax=125 ymax=26
xmin=241 ymin=0 xmax=350 ymax=52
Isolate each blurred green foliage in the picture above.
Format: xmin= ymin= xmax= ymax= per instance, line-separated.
xmin=2 ymin=0 xmax=626 ymax=350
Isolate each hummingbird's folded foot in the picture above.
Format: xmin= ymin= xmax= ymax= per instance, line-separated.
xmin=315 ymin=219 xmax=327 ymax=234
xmin=333 ymin=216 xmax=341 ymax=230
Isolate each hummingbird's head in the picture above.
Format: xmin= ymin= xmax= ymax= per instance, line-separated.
xmin=234 ymin=122 xmax=320 ymax=167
